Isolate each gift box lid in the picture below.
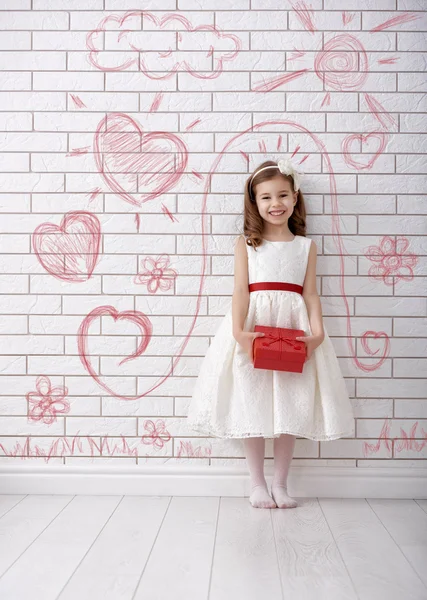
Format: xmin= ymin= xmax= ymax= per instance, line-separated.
xmin=253 ymin=325 xmax=306 ymax=360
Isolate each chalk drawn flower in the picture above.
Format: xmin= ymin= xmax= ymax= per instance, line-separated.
xmin=141 ymin=419 xmax=172 ymax=449
xmin=365 ymin=236 xmax=417 ymax=287
xmin=134 ymin=254 xmax=178 ymax=293
xmin=27 ymin=376 xmax=70 ymax=425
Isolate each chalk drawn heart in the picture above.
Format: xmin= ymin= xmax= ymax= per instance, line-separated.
xmin=342 ymin=131 xmax=387 ymax=171
xmin=78 ymin=306 xmax=153 ymax=399
xmin=361 ymin=331 xmax=390 ymax=357
xmin=94 ymin=113 xmax=188 ymax=206
xmin=32 ymin=211 xmax=101 ymax=282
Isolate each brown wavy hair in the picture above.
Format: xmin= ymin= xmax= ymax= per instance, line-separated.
xmin=242 ymin=160 xmax=307 ymax=250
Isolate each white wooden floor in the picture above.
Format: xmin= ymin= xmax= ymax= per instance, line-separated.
xmin=0 ymin=495 xmax=426 ymax=600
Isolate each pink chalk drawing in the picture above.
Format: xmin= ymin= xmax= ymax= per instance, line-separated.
xmin=341 ymin=95 xmax=397 ymax=172
xmin=189 ymin=170 xmax=204 ymax=182
xmin=176 ymin=441 xmax=212 ymax=458
xmin=342 ymin=12 xmax=356 ymax=26
xmin=360 ymin=331 xmax=390 ymax=360
xmin=78 ymin=306 xmax=153 ymax=399
xmin=291 ymin=1 xmax=316 ymax=33
xmin=0 ymin=433 xmax=175 ymax=462
xmin=0 ymin=433 xmax=212 ymax=462
xmin=26 ymin=376 xmax=70 ymax=425
xmin=86 ymin=11 xmax=242 ymax=79
xmin=395 ymin=422 xmax=427 ymax=454
xmin=87 ymin=188 xmax=102 ymax=205
xmin=365 ymin=236 xmax=418 ymax=287
xmin=161 ymin=203 xmax=179 ymax=222
xmin=253 ymin=32 xmax=368 ymax=93
xmin=185 ymin=118 xmax=201 ymax=132
xmin=378 ymin=56 xmax=400 ymax=65
xmin=364 ymin=93 xmax=398 ymax=132
xmin=288 ymin=48 xmax=306 ymax=61
xmin=94 ymin=113 xmax=188 ymax=207
xmin=255 ymin=5 xmax=417 ymax=103
xmin=149 ymin=92 xmax=163 ymax=112
xmin=253 ymin=69 xmax=309 ymax=93
xmin=315 ymin=34 xmax=369 ymax=90
xmin=68 ymin=146 xmax=90 ymax=156
xmin=369 ymin=12 xmax=421 ymax=33
xmin=134 ymin=254 xmax=178 ymax=293
xmin=291 ymin=3 xmax=419 ymax=36
xmin=141 ymin=419 xmax=172 ymax=449
xmin=363 ymin=420 xmax=393 ymax=457
xmin=342 ymin=130 xmax=388 ymax=171
xmin=32 ymin=211 xmax=101 ymax=282
xmin=363 ymin=419 xmax=427 ymax=457
xmin=321 ymin=92 xmax=331 ymax=107
xmin=69 ymin=93 xmax=86 ymax=109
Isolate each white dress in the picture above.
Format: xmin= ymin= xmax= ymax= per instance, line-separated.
xmin=187 ymin=234 xmax=355 ymax=441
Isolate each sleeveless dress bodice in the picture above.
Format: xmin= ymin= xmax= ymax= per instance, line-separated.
xmin=246 ymin=235 xmax=311 ymax=287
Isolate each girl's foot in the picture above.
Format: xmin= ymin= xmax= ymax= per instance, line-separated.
xmin=270 ymin=485 xmax=298 ymax=509
xmin=249 ymin=484 xmax=277 ymax=508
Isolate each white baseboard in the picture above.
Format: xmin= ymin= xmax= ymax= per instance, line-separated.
xmin=1 ymin=465 xmax=426 ymax=499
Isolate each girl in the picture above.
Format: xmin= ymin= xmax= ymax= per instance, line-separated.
xmin=187 ymin=158 xmax=355 ymax=509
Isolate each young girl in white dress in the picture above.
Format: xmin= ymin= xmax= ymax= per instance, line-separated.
xmin=186 ymin=158 xmax=355 ymax=509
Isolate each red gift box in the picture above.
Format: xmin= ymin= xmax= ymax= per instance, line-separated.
xmin=252 ymin=325 xmax=307 ymax=373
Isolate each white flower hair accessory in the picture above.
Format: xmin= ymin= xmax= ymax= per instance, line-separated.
xmin=277 ymin=158 xmax=304 ymax=192
xmin=249 ymin=157 xmax=304 ymax=193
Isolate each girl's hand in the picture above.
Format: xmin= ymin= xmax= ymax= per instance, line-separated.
xmin=295 ymin=333 xmax=325 ymax=360
xmin=234 ymin=330 xmax=265 ymax=364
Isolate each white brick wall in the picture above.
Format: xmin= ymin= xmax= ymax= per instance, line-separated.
xmin=0 ymin=1 xmax=426 ymax=467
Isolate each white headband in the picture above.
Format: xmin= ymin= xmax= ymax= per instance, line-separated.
xmin=249 ymin=158 xmax=304 ymax=192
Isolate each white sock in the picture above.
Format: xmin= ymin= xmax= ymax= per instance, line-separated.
xmin=249 ymin=484 xmax=277 ymax=509
xmin=271 ymin=434 xmax=298 ymax=508
xmin=271 ymin=484 xmax=298 ymax=509
xmin=244 ymin=437 xmax=277 ymax=509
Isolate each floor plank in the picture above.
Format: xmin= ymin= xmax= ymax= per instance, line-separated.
xmin=0 ymin=495 xmax=75 ymax=578
xmin=0 ymin=495 xmax=121 ymax=599
xmin=134 ymin=496 xmax=218 ymax=600
xmin=319 ymin=498 xmax=427 ymax=600
xmin=209 ymin=497 xmax=283 ymax=600
xmin=58 ymin=496 xmax=171 ymax=600
xmin=272 ymin=497 xmax=358 ymax=599
xmin=0 ymin=495 xmax=26 ymax=518
xmin=367 ymin=499 xmax=427 ymax=588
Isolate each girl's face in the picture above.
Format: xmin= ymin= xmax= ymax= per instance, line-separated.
xmin=254 ymin=175 xmax=298 ymax=226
